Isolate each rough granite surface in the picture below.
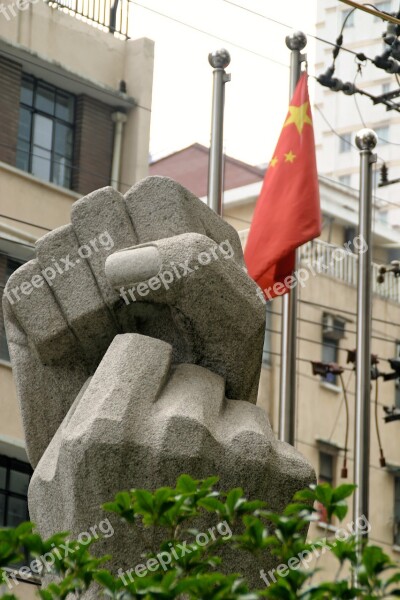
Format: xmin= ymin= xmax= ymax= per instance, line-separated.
xmin=3 ymin=176 xmax=315 ymax=591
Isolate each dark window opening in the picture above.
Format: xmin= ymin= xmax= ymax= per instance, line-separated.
xmin=318 ymin=451 xmax=335 ymax=523
xmin=0 ymin=455 xmax=32 ymax=528
xmin=0 ymin=254 xmax=24 ymax=362
xmin=394 ymin=476 xmax=400 ymax=546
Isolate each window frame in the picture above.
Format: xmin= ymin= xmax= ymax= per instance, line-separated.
xmin=16 ymin=74 xmax=76 ymax=189
xmin=0 ymin=455 xmax=32 ymax=528
xmin=339 ymin=132 xmax=352 ymax=153
xmin=338 ymin=174 xmax=351 ymax=187
xmin=318 ymin=451 xmax=336 ymax=523
xmin=0 ymin=254 xmax=25 ymax=363
xmin=394 ymin=476 xmax=400 ymax=546
xmin=374 ymin=125 xmax=390 ymax=144
xmin=374 ymin=0 xmax=392 ymax=21
xmin=262 ymin=302 xmax=272 ymax=366
xmin=342 ymin=8 xmax=355 ymax=27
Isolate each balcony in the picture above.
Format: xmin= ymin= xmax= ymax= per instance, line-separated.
xmin=238 ymin=230 xmax=400 ymax=304
xmin=46 ymin=0 xmax=130 ymax=38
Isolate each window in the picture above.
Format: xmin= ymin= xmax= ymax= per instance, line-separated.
xmin=0 ymin=254 xmax=23 ymax=362
xmin=374 ymin=0 xmax=392 ymax=21
xmin=321 ymin=314 xmax=346 ymax=385
xmin=0 ymin=456 xmax=32 ymax=528
xmin=382 ymin=82 xmax=391 ymax=95
xmin=395 ymin=476 xmax=400 ymax=545
xmin=375 ymin=126 xmax=389 ymax=144
xmin=338 ymin=174 xmax=351 ymax=187
xmin=262 ymin=303 xmax=272 ymax=365
xmin=339 ymin=133 xmax=352 ymax=153
xmin=344 ymin=226 xmax=356 ymax=253
xmin=16 ymin=75 xmax=75 ymax=189
xmin=395 ymin=342 xmax=400 ymax=409
xmin=322 ymin=334 xmax=339 ymax=384
xmin=342 ymin=8 xmax=354 ymax=27
xmin=318 ymin=451 xmax=335 ymax=523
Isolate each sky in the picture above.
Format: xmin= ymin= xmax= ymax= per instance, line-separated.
xmin=130 ymin=0 xmax=318 ymax=167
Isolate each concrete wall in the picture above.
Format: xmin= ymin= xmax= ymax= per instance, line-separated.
xmin=0 ymin=0 xmax=154 ymax=191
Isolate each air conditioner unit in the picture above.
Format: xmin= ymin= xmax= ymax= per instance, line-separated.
xmin=322 ymin=314 xmax=346 ymax=340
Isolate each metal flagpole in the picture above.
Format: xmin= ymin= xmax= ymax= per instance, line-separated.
xmin=278 ymin=31 xmax=307 ymax=445
xmin=353 ymin=129 xmax=377 ymax=550
xmin=207 ymin=49 xmax=231 ymax=216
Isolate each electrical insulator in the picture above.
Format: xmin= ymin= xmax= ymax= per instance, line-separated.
xmin=380 ymin=163 xmax=389 ymax=185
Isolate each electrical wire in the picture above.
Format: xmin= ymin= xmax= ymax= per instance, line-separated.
xmin=266 ymin=306 xmax=400 ymax=346
xmin=0 ymin=238 xmax=35 ymax=250
xmin=129 ymin=0 xmax=288 ymax=68
xmin=222 ymin=0 xmax=376 ymax=64
xmin=339 ymin=371 xmax=351 ymax=477
xmin=353 ymin=66 xmax=400 ymax=146
xmin=0 ymin=139 xmax=135 ymax=192
xmin=328 ymin=371 xmax=353 ymax=441
xmin=0 ymin=46 xmax=150 ymax=113
xmin=0 ymin=214 xmax=52 ymax=232
xmin=375 ymin=377 xmax=387 ymax=467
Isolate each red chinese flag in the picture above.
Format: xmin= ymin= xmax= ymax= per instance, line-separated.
xmin=244 ymin=73 xmax=321 ymax=299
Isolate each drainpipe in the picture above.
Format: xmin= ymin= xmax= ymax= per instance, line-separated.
xmin=111 ymin=111 xmax=127 ymax=191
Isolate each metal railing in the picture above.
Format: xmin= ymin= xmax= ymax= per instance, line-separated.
xmin=239 ymin=229 xmax=400 ymax=304
xmin=46 ymin=0 xmax=130 ymax=38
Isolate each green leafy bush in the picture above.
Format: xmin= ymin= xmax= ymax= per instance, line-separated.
xmin=0 ymin=476 xmax=399 ymax=599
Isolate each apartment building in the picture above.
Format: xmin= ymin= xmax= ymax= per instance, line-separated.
xmin=151 ymin=144 xmax=400 ymax=574
xmin=0 ymin=1 xmax=154 ymax=595
xmin=315 ymin=0 xmax=400 ymax=227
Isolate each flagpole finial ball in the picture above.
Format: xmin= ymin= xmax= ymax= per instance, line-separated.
xmin=285 ymin=31 xmax=307 ymax=51
xmin=355 ymin=128 xmax=378 ymax=151
xmin=208 ymin=49 xmax=231 ymax=69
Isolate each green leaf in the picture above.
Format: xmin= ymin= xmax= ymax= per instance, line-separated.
xmin=198 ymin=497 xmax=227 ymax=515
xmin=315 ymin=482 xmax=333 ymax=506
xmin=134 ymin=490 xmax=154 ymax=514
xmin=332 ymin=484 xmax=357 ymax=503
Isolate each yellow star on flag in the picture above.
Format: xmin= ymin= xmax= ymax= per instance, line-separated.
xmin=283 ymin=101 xmax=312 ymax=135
xmin=270 ymin=156 xmax=278 ymax=167
xmin=284 ymin=150 xmax=296 ymax=163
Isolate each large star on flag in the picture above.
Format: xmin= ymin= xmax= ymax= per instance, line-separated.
xmin=283 ymin=101 xmax=312 ymax=135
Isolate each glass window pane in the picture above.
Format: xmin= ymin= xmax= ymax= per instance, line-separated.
xmin=16 ymin=145 xmax=30 ymax=173
xmin=35 ymin=84 xmax=55 ymax=115
xmin=54 ymin=123 xmax=73 ymax=158
xmin=52 ymin=155 xmax=71 ymax=188
xmin=319 ymin=452 xmax=333 ymax=483
xmin=32 ymin=146 xmax=51 ymax=181
xmin=33 ymin=114 xmax=53 ymax=150
xmin=0 ymin=324 xmax=10 ymax=362
xmin=17 ymin=108 xmax=31 ymax=143
xmin=20 ymin=78 xmax=33 ymax=106
xmin=55 ymin=92 xmax=74 ymax=123
xmin=0 ymin=494 xmax=5 ymax=527
xmin=0 ymin=466 xmax=6 ymax=490
xmin=6 ymin=496 xmax=28 ymax=527
xmin=9 ymin=470 xmax=30 ymax=496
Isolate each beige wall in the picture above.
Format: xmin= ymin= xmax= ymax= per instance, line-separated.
xmin=0 ymin=579 xmax=38 ymax=598
xmin=228 ymin=201 xmax=400 ymax=571
xmin=0 ymin=0 xmax=154 ymax=190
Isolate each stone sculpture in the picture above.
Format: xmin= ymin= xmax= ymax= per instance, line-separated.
xmin=3 ymin=176 xmax=315 ymax=591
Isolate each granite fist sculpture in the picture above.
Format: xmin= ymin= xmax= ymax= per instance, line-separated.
xmin=3 ymin=177 xmax=314 ymax=588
